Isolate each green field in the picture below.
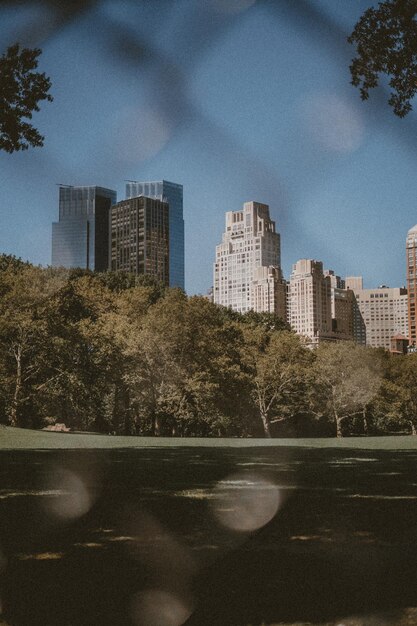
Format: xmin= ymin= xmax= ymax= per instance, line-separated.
xmin=1 ymin=428 xmax=417 ymax=625
xmin=2 ymin=426 xmax=417 ymax=450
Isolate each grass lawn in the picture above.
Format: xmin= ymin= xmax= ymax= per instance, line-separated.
xmin=2 ymin=426 xmax=417 ymax=450
xmin=1 ymin=428 xmax=417 ymax=625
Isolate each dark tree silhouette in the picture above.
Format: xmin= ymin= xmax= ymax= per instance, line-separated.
xmin=348 ymin=0 xmax=417 ymax=117
xmin=0 ymin=43 xmax=53 ymax=153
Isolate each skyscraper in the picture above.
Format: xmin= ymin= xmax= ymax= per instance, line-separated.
xmin=406 ymin=224 xmax=417 ymax=346
xmin=52 ymin=185 xmax=116 ymax=271
xmin=110 ymin=196 xmax=169 ymax=285
xmin=288 ymin=259 xmax=333 ymax=345
xmin=125 ymin=180 xmax=184 ymax=289
xmin=213 ymin=201 xmax=286 ymax=319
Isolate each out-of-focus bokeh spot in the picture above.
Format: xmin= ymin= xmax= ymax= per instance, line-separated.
xmin=120 ymin=510 xmax=197 ymax=608
xmin=42 ymin=467 xmax=96 ymax=521
xmin=301 ymin=92 xmax=364 ymax=154
xmin=130 ymin=589 xmax=193 ymax=626
xmin=112 ymin=106 xmax=172 ymax=165
xmin=211 ymin=471 xmax=282 ymax=532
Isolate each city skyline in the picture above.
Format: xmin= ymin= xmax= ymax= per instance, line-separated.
xmin=2 ymin=1 xmax=417 ymax=295
xmin=20 ymin=180 xmax=417 ymax=296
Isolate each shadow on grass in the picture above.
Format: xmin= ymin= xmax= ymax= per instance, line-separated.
xmin=0 ymin=446 xmax=417 ymax=625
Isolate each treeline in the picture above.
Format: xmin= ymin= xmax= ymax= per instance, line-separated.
xmin=0 ymin=254 xmax=416 ymax=438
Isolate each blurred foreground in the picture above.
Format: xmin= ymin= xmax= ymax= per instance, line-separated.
xmin=1 ymin=437 xmax=417 ymax=625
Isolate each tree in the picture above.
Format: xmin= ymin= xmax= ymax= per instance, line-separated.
xmin=348 ymin=0 xmax=417 ymax=117
xmin=0 ymin=43 xmax=53 ymax=152
xmin=376 ymin=353 xmax=417 ymax=434
xmin=40 ymin=274 xmax=122 ymax=432
xmin=123 ymin=292 xmax=247 ymax=436
xmin=312 ymin=342 xmax=382 ymax=437
xmin=0 ymin=265 xmax=65 ymax=426
xmin=243 ymin=328 xmax=313 ymax=438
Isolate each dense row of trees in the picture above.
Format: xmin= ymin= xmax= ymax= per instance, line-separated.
xmin=1 ymin=254 xmax=416 ymax=438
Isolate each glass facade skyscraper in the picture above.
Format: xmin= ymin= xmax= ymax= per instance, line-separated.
xmin=52 ymin=186 xmax=117 ymax=271
xmin=125 ymin=180 xmax=184 ymax=289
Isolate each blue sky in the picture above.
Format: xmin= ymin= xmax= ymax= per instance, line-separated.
xmin=1 ymin=0 xmax=416 ymax=294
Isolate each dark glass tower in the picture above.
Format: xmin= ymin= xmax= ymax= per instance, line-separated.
xmin=125 ymin=180 xmax=184 ymax=289
xmin=52 ymin=186 xmax=117 ymax=271
xmin=110 ymin=196 xmax=169 ymax=285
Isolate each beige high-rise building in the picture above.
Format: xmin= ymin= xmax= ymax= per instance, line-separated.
xmin=289 ymin=259 xmax=333 ymax=345
xmin=251 ymin=266 xmax=287 ymax=318
xmin=213 ymin=201 xmax=286 ymax=319
xmin=406 ymin=225 xmax=417 ymax=347
xmin=345 ymin=276 xmax=363 ymax=291
xmin=344 ymin=276 xmax=366 ymax=344
xmin=323 ymin=270 xmax=354 ymax=341
xmin=348 ymin=285 xmax=408 ymax=350
xmin=333 ymin=288 xmax=355 ymax=339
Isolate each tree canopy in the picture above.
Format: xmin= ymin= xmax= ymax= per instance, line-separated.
xmin=0 ymin=255 xmax=415 ymax=438
xmin=348 ymin=0 xmax=417 ymax=117
xmin=0 ymin=43 xmax=53 ymax=152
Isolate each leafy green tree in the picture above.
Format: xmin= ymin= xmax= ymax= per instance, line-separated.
xmin=312 ymin=342 xmax=382 ymax=437
xmin=0 ymin=253 xmax=31 ymax=274
xmin=39 ymin=274 xmax=122 ymax=432
xmin=0 ymin=43 xmax=53 ymax=152
xmin=375 ymin=353 xmax=417 ymax=434
xmin=123 ymin=292 xmax=247 ymax=436
xmin=243 ymin=328 xmax=313 ymax=437
xmin=0 ymin=265 xmax=65 ymax=426
xmin=241 ymin=310 xmax=291 ymax=332
xmin=348 ymin=0 xmax=417 ymax=117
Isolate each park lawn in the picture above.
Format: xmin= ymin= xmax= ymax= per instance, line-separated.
xmin=0 ymin=428 xmax=417 ymax=625
xmin=1 ymin=426 xmax=417 ymax=449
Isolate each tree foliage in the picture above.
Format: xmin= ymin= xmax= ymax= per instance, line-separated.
xmin=0 ymin=43 xmax=53 ymax=152
xmin=312 ymin=342 xmax=383 ymax=437
xmin=0 ymin=255 xmax=415 ymax=438
xmin=348 ymin=0 xmax=417 ymax=117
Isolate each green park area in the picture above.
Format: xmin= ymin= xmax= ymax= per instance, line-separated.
xmin=1 ymin=428 xmax=417 ymax=625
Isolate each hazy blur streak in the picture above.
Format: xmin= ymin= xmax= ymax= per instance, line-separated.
xmin=121 ymin=510 xmax=197 ymax=595
xmin=211 ymin=0 xmax=257 ymax=15
xmin=335 ymin=613 xmax=391 ymax=626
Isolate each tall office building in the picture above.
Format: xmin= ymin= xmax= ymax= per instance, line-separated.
xmin=125 ymin=180 xmax=184 ymax=289
xmin=289 ymin=259 xmax=333 ymax=346
xmin=324 ymin=270 xmax=354 ymax=341
xmin=213 ymin=201 xmax=286 ymax=319
xmin=349 ymin=285 xmax=408 ymax=350
xmin=345 ymin=276 xmax=366 ymax=344
xmin=110 ymin=196 xmax=169 ymax=285
xmin=52 ymin=186 xmax=117 ymax=271
xmin=406 ymin=224 xmax=417 ymax=346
